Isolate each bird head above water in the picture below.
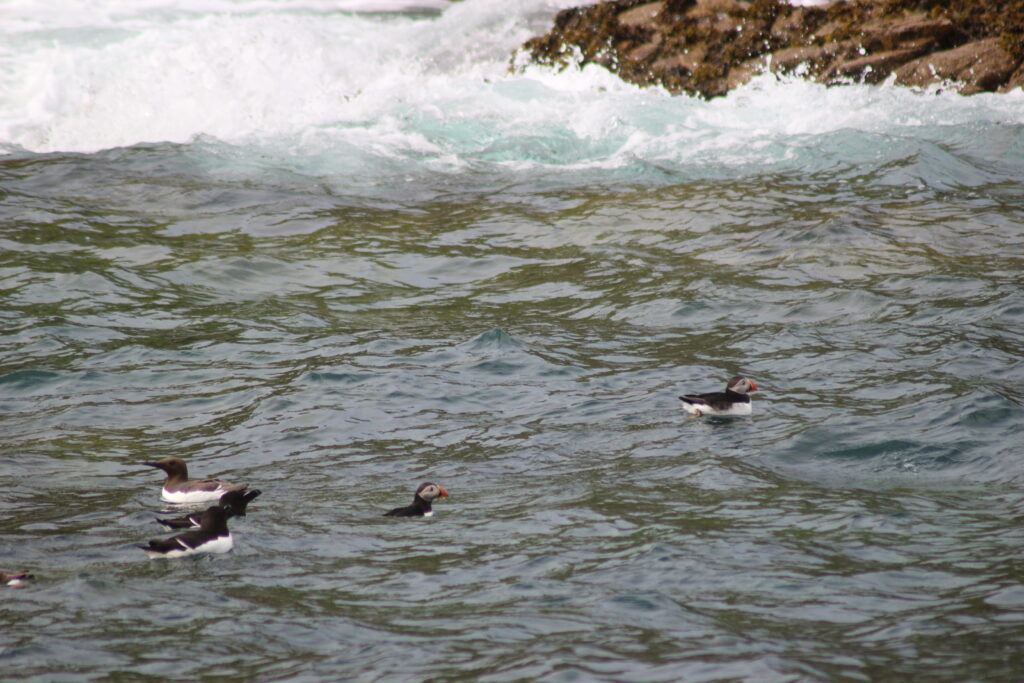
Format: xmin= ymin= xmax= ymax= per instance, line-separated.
xmin=415 ymin=482 xmax=449 ymax=502
xmin=726 ymin=376 xmax=758 ymax=394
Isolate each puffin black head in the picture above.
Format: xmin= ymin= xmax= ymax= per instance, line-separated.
xmin=414 ymin=482 xmax=449 ymax=503
xmin=726 ymin=376 xmax=758 ymax=394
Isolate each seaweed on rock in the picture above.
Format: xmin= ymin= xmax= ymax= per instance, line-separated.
xmin=514 ymin=0 xmax=1024 ymax=97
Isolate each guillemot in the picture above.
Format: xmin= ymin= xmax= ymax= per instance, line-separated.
xmin=139 ymin=505 xmax=233 ymax=559
xmin=155 ymin=488 xmax=262 ymax=530
xmin=142 ymin=456 xmax=248 ymax=504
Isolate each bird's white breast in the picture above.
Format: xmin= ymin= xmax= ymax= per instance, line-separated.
xmin=161 ymin=486 xmax=228 ymax=504
xmin=144 ymin=533 xmax=234 ymax=560
xmin=681 ymin=401 xmax=752 ymax=416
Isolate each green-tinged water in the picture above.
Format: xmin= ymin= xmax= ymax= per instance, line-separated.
xmin=2 ymin=140 xmax=1024 ymax=682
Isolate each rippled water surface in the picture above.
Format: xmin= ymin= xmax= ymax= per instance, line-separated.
xmin=3 ymin=1 xmax=1024 ymax=681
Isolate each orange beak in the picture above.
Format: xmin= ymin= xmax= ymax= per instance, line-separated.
xmin=439 ymin=487 xmax=449 ymax=498
xmin=749 ymin=381 xmax=758 ymax=392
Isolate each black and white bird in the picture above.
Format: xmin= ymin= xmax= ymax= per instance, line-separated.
xmin=139 ymin=505 xmax=233 ymax=559
xmin=679 ymin=376 xmax=758 ymax=417
xmin=383 ymin=482 xmax=449 ymax=518
xmin=155 ymin=489 xmax=262 ymax=530
xmin=2 ymin=570 xmax=33 ymax=587
xmin=143 ymin=456 xmax=248 ymax=504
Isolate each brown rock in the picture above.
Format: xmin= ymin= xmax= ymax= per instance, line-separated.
xmin=859 ymin=14 xmax=959 ymax=52
xmin=894 ymin=38 xmax=1022 ymax=93
xmin=724 ymin=58 xmax=765 ymax=90
xmin=653 ymin=46 xmax=708 ymax=72
xmin=689 ymin=0 xmax=743 ymax=19
xmin=813 ymin=19 xmax=848 ymax=44
xmin=771 ymin=7 xmax=826 ymax=42
xmin=516 ymin=0 xmax=1024 ymax=98
xmin=1000 ymin=63 xmax=1024 ymax=93
xmin=628 ymin=33 xmax=663 ymax=62
xmin=770 ymin=46 xmax=828 ymax=73
xmin=826 ymin=44 xmax=934 ymax=84
xmin=618 ymin=2 xmax=664 ymax=28
xmin=770 ymin=42 xmax=855 ymax=74
xmin=688 ymin=0 xmax=744 ymax=33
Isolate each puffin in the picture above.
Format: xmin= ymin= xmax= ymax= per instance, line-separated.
xmin=139 ymin=505 xmax=233 ymax=559
xmin=679 ymin=376 xmax=758 ymax=417
xmin=383 ymin=482 xmax=449 ymax=518
xmin=156 ymin=489 xmax=262 ymax=530
xmin=142 ymin=456 xmax=248 ymax=504
xmin=2 ymin=570 xmax=33 ymax=587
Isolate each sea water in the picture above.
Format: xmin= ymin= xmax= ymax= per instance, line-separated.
xmin=2 ymin=0 xmax=1024 ymax=680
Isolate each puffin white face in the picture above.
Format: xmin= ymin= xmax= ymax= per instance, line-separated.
xmin=416 ymin=483 xmax=449 ymax=502
xmin=727 ymin=376 xmax=758 ymax=394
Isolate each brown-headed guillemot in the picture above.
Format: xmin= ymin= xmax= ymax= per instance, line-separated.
xmin=680 ymin=376 xmax=758 ymax=417
xmin=143 ymin=456 xmax=248 ymax=504
xmin=155 ymin=489 xmax=262 ymax=530
xmin=139 ymin=505 xmax=233 ymax=559
xmin=384 ymin=482 xmax=449 ymax=517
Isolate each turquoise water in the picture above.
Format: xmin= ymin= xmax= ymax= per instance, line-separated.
xmin=3 ymin=0 xmax=1024 ymax=680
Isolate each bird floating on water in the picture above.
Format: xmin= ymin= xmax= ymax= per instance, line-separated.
xmin=679 ymin=376 xmax=758 ymax=417
xmin=139 ymin=505 xmax=233 ymax=559
xmin=2 ymin=570 xmax=33 ymax=587
xmin=384 ymin=482 xmax=449 ymax=518
xmin=142 ymin=456 xmax=248 ymax=504
xmin=156 ymin=489 xmax=262 ymax=530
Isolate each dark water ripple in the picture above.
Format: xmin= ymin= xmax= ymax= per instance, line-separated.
xmin=2 ymin=137 xmax=1024 ymax=681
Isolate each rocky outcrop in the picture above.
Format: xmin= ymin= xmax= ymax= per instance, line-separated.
xmin=516 ymin=0 xmax=1024 ymax=98
xmin=894 ymin=38 xmax=1021 ymax=94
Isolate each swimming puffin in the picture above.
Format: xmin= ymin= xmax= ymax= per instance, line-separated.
xmin=142 ymin=456 xmax=248 ymax=504
xmin=679 ymin=376 xmax=758 ymax=417
xmin=383 ymin=482 xmax=449 ymax=518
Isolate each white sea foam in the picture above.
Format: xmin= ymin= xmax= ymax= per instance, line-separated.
xmin=2 ymin=0 xmax=1023 ymax=174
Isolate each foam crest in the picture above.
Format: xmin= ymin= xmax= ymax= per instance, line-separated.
xmin=0 ymin=0 xmax=578 ymax=152
xmin=2 ymin=13 xmax=412 ymax=150
xmin=1 ymin=0 xmax=1023 ymax=177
